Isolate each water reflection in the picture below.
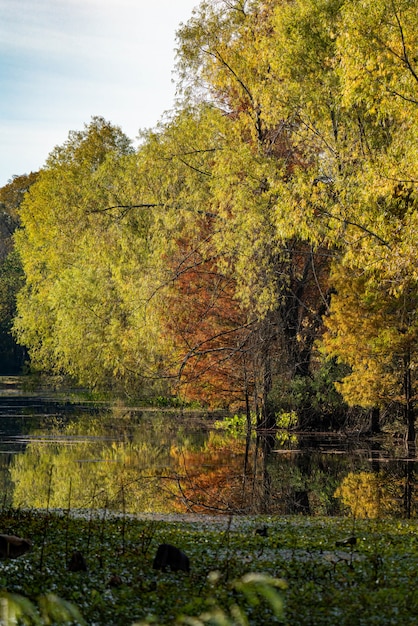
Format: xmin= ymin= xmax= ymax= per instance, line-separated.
xmin=0 ymin=387 xmax=416 ymax=517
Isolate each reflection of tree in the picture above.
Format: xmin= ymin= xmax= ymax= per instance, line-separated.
xmin=9 ymin=408 xmax=404 ymax=517
xmin=11 ymin=439 xmax=170 ymax=513
xmin=334 ymin=471 xmax=401 ymax=518
xmin=254 ymin=433 xmax=276 ymax=515
xmin=10 ymin=411 xmax=198 ymax=513
xmin=165 ymin=431 xmax=350 ymax=516
xmin=167 ymin=434 xmax=254 ymax=513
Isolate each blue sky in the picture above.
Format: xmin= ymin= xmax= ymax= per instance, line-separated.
xmin=0 ymin=0 xmax=198 ymax=186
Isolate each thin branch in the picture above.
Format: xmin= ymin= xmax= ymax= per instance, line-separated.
xmin=177 ymin=343 xmax=256 ymax=387
xmin=383 ymin=176 xmax=418 ymax=185
xmin=177 ymin=157 xmax=212 ymax=176
xmin=295 ymin=113 xmax=339 ymax=157
xmin=168 ymin=148 xmax=218 ymax=158
xmin=88 ymin=202 xmax=218 ymax=220
xmin=203 ymin=46 xmax=254 ymax=105
xmin=178 ymin=320 xmax=257 ymax=379
xmin=88 ymin=203 xmax=164 ymax=214
xmin=383 ymin=87 xmax=418 ymax=107
xmin=387 ymin=3 xmax=418 ymax=84
xmin=314 ymin=206 xmax=390 ymax=247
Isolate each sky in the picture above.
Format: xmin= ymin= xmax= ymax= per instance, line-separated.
xmin=0 ymin=0 xmax=199 ymax=187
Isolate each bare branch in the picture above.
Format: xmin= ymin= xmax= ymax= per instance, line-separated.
xmin=178 ymin=320 xmax=257 ymax=380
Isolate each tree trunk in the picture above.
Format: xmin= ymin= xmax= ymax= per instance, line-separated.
xmin=404 ymin=352 xmax=416 ymax=444
xmin=370 ymin=407 xmax=380 ymax=434
xmin=403 ymin=464 xmax=414 ymax=519
xmin=256 ymin=315 xmax=277 ymax=430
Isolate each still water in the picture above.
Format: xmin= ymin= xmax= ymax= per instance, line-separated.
xmin=0 ymin=378 xmax=416 ymax=518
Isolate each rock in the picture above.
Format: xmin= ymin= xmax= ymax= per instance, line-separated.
xmin=152 ymin=543 xmax=190 ymax=573
xmin=108 ymin=574 xmax=123 ymax=587
xmin=335 ymin=536 xmax=357 ymax=547
xmin=0 ymin=534 xmax=32 ymax=559
xmin=68 ymin=550 xmax=88 ymax=571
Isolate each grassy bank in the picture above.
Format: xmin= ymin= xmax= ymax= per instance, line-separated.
xmin=0 ymin=509 xmax=417 ymax=625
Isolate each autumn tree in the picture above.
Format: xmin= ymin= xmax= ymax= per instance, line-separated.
xmin=320 ymin=0 xmax=418 ymax=440
xmin=234 ymin=0 xmax=418 ymax=437
xmin=164 ymin=228 xmax=255 ymax=410
xmin=12 ymin=0 xmax=418 ymax=441
xmin=173 ymin=0 xmax=336 ymax=426
xmin=12 ymin=2 xmax=339 ymax=425
xmin=323 ymin=265 xmax=418 ymax=441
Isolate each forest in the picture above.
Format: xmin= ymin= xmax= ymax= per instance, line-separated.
xmin=0 ymin=0 xmax=417 ymax=440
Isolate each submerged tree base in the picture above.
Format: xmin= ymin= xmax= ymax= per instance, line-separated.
xmin=0 ymin=508 xmax=417 ymax=625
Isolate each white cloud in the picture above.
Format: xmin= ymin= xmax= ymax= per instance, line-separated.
xmin=0 ymin=0 xmax=198 ymax=186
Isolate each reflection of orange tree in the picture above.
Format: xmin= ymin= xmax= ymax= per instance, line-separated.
xmin=334 ymin=471 xmax=399 ymax=518
xmin=9 ymin=413 xmax=276 ymax=515
xmin=167 ymin=434 xmax=266 ymax=514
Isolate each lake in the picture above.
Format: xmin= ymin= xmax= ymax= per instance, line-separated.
xmin=0 ymin=377 xmax=416 ymax=518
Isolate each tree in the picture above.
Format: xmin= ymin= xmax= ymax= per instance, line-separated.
xmin=174 ymin=0 xmax=335 ymax=426
xmin=319 ymin=0 xmax=418 ymax=441
xmin=164 ymin=230 xmax=255 ymax=410
xmin=323 ymin=263 xmax=418 ymax=442
xmin=13 ymin=118 xmax=167 ymax=393
xmin=247 ymin=0 xmax=418 ymax=437
xmin=0 ymin=173 xmax=38 ymax=373
xmin=12 ymin=3 xmax=337 ymax=424
xmin=13 ymin=0 xmax=418 ymax=440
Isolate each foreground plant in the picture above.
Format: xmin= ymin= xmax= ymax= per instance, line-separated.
xmin=134 ymin=573 xmax=286 ymax=626
xmin=0 ymin=591 xmax=86 ymax=626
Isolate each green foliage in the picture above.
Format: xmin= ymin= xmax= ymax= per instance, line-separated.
xmin=214 ymin=413 xmax=257 ymax=437
xmin=13 ymin=117 xmax=164 ymax=393
xmin=275 ymin=411 xmax=298 ymax=430
xmin=173 ymin=573 xmax=286 ymax=626
xmin=268 ymin=360 xmax=348 ymax=429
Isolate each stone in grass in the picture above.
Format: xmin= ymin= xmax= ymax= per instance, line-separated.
xmin=68 ymin=550 xmax=88 ymax=572
xmin=108 ymin=574 xmax=123 ymax=587
xmin=153 ymin=543 xmax=190 ymax=573
xmin=335 ymin=536 xmax=357 ymax=547
xmin=0 ymin=534 xmax=32 ymax=559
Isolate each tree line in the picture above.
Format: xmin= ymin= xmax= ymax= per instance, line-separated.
xmin=0 ymin=0 xmax=417 ymax=439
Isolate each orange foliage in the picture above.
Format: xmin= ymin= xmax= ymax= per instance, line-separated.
xmin=164 ymin=220 xmax=256 ymax=409
xmin=167 ymin=438 xmax=259 ymax=514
